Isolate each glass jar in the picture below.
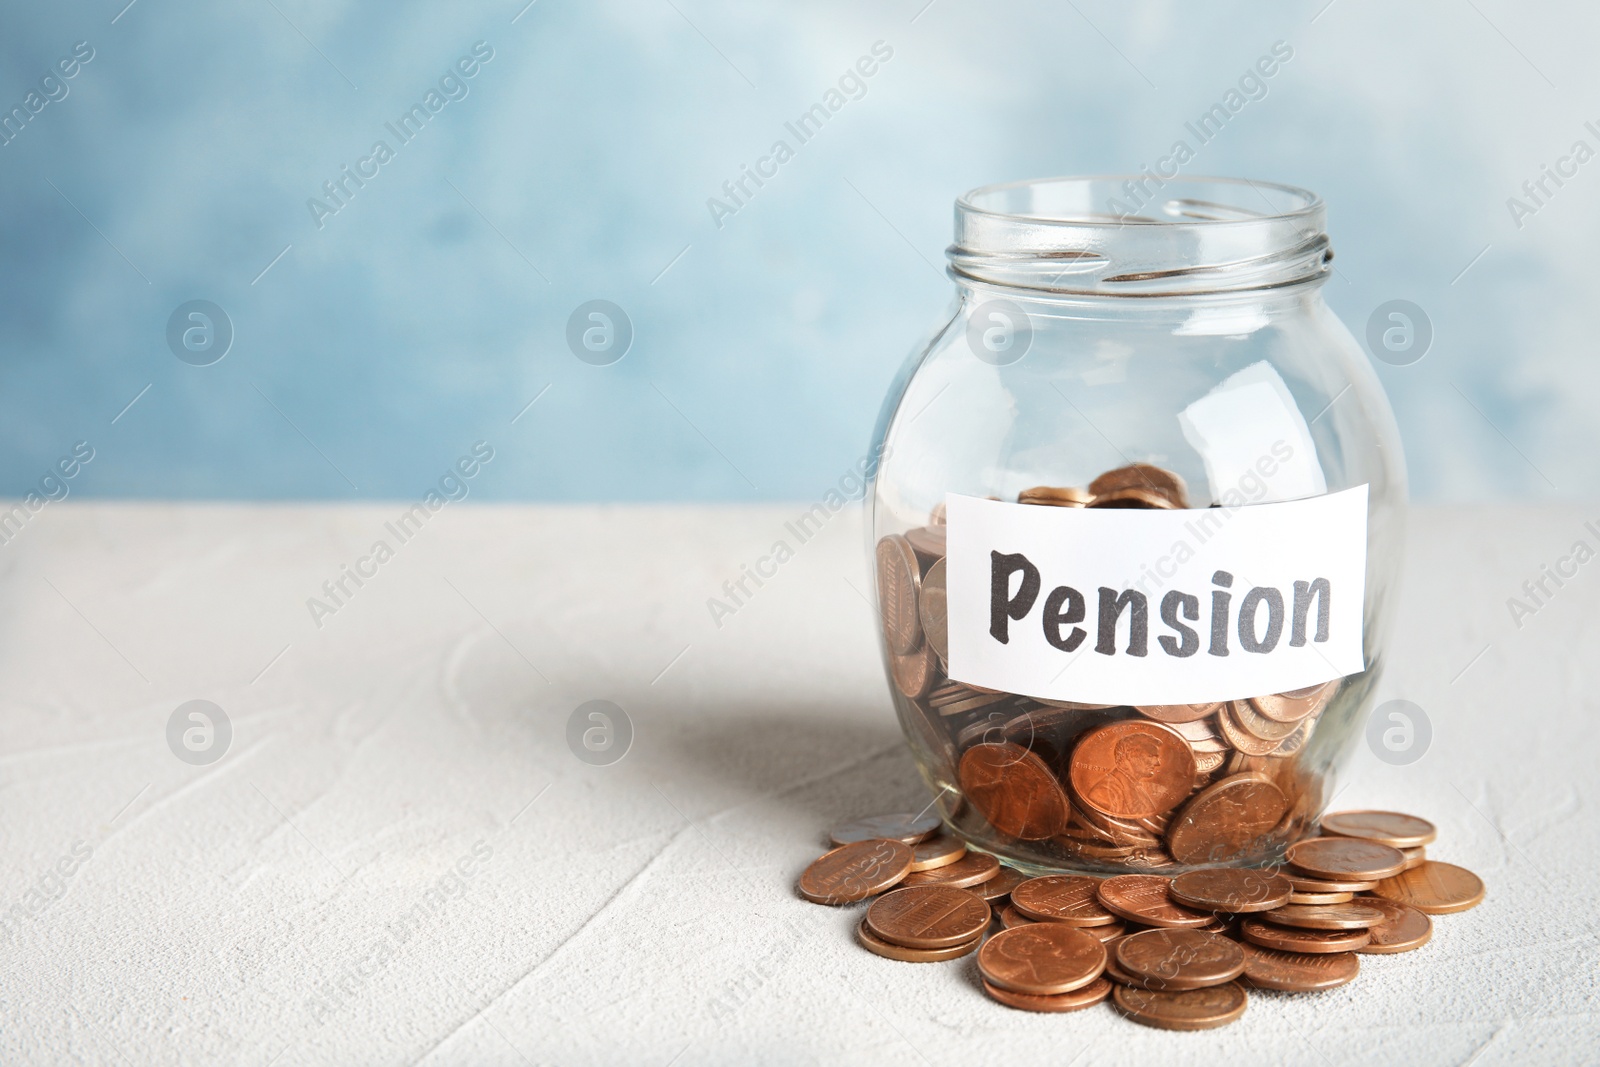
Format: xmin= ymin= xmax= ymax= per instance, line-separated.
xmin=868 ymin=176 xmax=1405 ymax=876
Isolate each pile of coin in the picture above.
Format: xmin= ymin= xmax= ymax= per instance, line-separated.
xmin=797 ymin=808 xmax=1482 ymax=1028
xmin=877 ymin=463 xmax=1336 ymax=873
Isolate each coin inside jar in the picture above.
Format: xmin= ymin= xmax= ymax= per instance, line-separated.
xmin=829 ymin=812 xmax=942 ymax=847
xmin=1069 ymin=721 xmax=1198 ymax=820
xmin=866 ymin=886 xmax=990 ymax=949
xmin=798 ymin=839 xmax=914 ymax=905
xmin=1010 ymin=875 xmax=1119 ymax=926
xmin=875 ymin=534 xmax=923 ymax=656
xmin=890 ymin=642 xmax=938 ymax=699
xmin=1165 ymin=773 xmax=1288 ymax=865
xmin=1355 ymin=897 xmax=1434 ymax=953
xmin=1320 ymin=810 xmax=1437 ymax=848
xmin=1112 ymin=983 xmax=1247 ymax=1031
xmin=1369 ymin=861 xmax=1485 ymax=914
xmin=958 ymin=743 xmax=1071 ymax=840
xmin=1169 ymin=868 xmax=1293 ymax=913
xmin=1088 ymin=463 xmax=1189 ymax=508
xmin=1115 ymin=929 xmax=1246 ymax=990
xmin=917 ymin=558 xmax=949 ymax=661
xmin=1286 ymin=837 xmax=1408 ymax=882
xmin=1238 ymin=941 xmax=1360 ymax=992
xmin=977 ymin=924 xmax=1108 ymax=996
xmin=1134 ymin=702 xmax=1224 ymax=724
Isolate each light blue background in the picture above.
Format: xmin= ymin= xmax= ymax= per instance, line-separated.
xmin=2 ymin=0 xmax=1595 ymax=501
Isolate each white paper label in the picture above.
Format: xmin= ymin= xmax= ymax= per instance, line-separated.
xmin=944 ymin=487 xmax=1368 ymax=705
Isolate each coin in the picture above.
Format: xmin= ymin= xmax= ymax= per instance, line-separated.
xmin=1018 ymin=485 xmax=1093 ymax=508
xmin=798 ymin=839 xmax=914 ymax=904
xmin=1136 ymin=701 xmax=1225 ymax=724
xmin=1101 ymin=935 xmax=1138 ymax=985
xmin=830 ymin=812 xmax=942 ymax=847
xmin=972 ymin=866 xmax=1029 ymax=903
xmin=903 ymin=525 xmax=946 ymax=570
xmin=1261 ymin=902 xmax=1387 ymax=930
xmin=1069 ymin=721 xmax=1197 ymax=819
xmin=998 ymin=903 xmax=1037 ymax=929
xmin=1116 ymin=929 xmax=1246 ymax=990
xmin=1287 ymin=837 xmax=1408 ymax=882
xmin=856 ymin=918 xmax=980 ymax=962
xmin=1369 ymin=861 xmax=1485 ymax=914
xmin=1249 ymin=681 xmax=1336 ymax=723
xmin=875 ymin=534 xmax=923 ymax=655
xmin=1238 ymin=941 xmax=1360 ymax=992
xmin=909 ymin=834 xmax=966 ymax=872
xmin=1086 ymin=919 xmax=1127 ymax=942
xmin=1169 ymin=868 xmax=1293 ymax=913
xmin=1113 ymin=983 xmax=1247 ymax=1031
xmin=918 ymin=558 xmax=949 ymax=661
xmin=1320 ymin=810 xmax=1438 ymax=849
xmin=1216 ymin=702 xmax=1287 ymax=757
xmin=1228 ymin=698 xmax=1302 ymax=742
xmin=1401 ymin=846 xmax=1426 ymax=871
xmin=959 ymin=743 xmax=1071 ymax=840
xmin=1165 ymin=773 xmax=1288 ymax=865
xmin=899 ymin=850 xmax=1001 ymax=889
xmin=1287 ymin=874 xmax=1378 ymax=894
xmin=1088 ymin=464 xmax=1189 ymax=509
xmin=1287 ymin=890 xmax=1353 ymax=905
xmin=1090 ymin=487 xmax=1179 ymax=509
xmin=866 ymin=886 xmax=991 ymax=949
xmin=1097 ymin=874 xmax=1213 ymax=928
xmin=983 ymin=976 xmax=1112 ymax=1013
xmin=891 ymin=642 xmax=938 ymax=699
xmin=1011 ymin=875 xmax=1119 ymax=926
xmin=1356 ymin=896 xmax=1434 ymax=953
xmin=1239 ymin=918 xmax=1371 ymax=954
xmin=977 ymin=924 xmax=1108 ymax=995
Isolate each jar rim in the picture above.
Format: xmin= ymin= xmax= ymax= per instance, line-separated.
xmin=956 ymin=175 xmax=1322 ymax=228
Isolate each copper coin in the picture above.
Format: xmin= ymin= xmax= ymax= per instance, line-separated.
xmin=1086 ymin=919 xmax=1127 ymax=942
xmin=1240 ymin=918 xmax=1371 ymax=954
xmin=829 ymin=812 xmax=942 ymax=847
xmin=1248 ymin=681 xmax=1336 ymax=723
xmin=891 ymin=642 xmax=938 ymax=699
xmin=1288 ymin=873 xmax=1377 ymax=894
xmin=1135 ymin=702 xmax=1224 ymax=725
xmin=998 ymin=903 xmax=1037 ymax=929
xmin=899 ymin=850 xmax=1000 ymax=889
xmin=1089 ymin=487 xmax=1179 ymax=509
xmin=1287 ymin=837 xmax=1408 ymax=882
xmin=1287 ymin=890 xmax=1353 ymax=905
xmin=1402 ymin=846 xmax=1427 ymax=871
xmin=1069 ymin=721 xmax=1197 ymax=819
xmin=866 ymin=886 xmax=991 ymax=948
xmin=1320 ymin=810 xmax=1438 ymax=848
xmin=1216 ymin=703 xmax=1284 ymax=757
xmin=909 ymin=834 xmax=966 ymax=872
xmin=1017 ymin=485 xmax=1094 ymax=508
xmin=1165 ymin=773 xmax=1288 ymax=865
xmin=977 ymin=924 xmax=1108 ymax=995
xmin=1261 ymin=902 xmax=1387 ymax=930
xmin=1113 ymin=982 xmax=1247 ymax=1031
xmin=1369 ymin=861 xmax=1485 ymax=914
xmin=1356 ymin=897 xmax=1434 ymax=953
xmin=1169 ymin=868 xmax=1293 ymax=913
xmin=973 ymin=866 xmax=1029 ymax=903
xmin=918 ymin=558 xmax=949 ymax=661
xmin=1088 ymin=463 xmax=1189 ymax=508
xmin=1227 ymin=698 xmax=1301 ymax=742
xmin=856 ymin=919 xmax=980 ymax=963
xmin=1238 ymin=941 xmax=1359 ymax=992
xmin=1101 ymin=935 xmax=1138 ymax=985
xmin=1116 ymin=929 xmax=1246 ymax=990
xmin=1011 ymin=876 xmax=1119 ymax=927
xmin=959 ymin=743 xmax=1071 ymax=840
xmin=903 ymin=525 xmax=946 ymax=570
xmin=983 ymin=975 xmax=1111 ymax=1013
xmin=875 ymin=534 xmax=922 ymax=655
xmin=797 ymin=838 xmax=914 ymax=904
xmin=1097 ymin=874 xmax=1213 ymax=928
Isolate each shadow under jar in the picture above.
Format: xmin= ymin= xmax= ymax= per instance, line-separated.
xmin=868 ymin=176 xmax=1405 ymax=876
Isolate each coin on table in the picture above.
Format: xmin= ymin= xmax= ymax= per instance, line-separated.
xmin=1261 ymin=902 xmax=1387 ymax=930
xmin=1287 ymin=837 xmax=1408 ymax=882
xmin=998 ymin=904 xmax=1037 ymax=929
xmin=1288 ymin=873 xmax=1377 ymax=894
xmin=1238 ymin=941 xmax=1359 ymax=992
xmin=973 ymin=866 xmax=1029 ymax=903
xmin=1249 ymin=681 xmax=1336 ymax=723
xmin=1097 ymin=874 xmax=1213 ymax=928
xmin=875 ymin=534 xmax=923 ymax=655
xmin=983 ymin=975 xmax=1112 ymax=1013
xmin=1134 ymin=702 xmax=1224 ymax=725
xmin=909 ymin=833 xmax=966 ymax=872
xmin=866 ymin=886 xmax=991 ymax=949
xmin=977 ymin=924 xmax=1108 ymax=996
xmin=1085 ymin=919 xmax=1127 ymax=942
xmin=1089 ymin=463 xmax=1189 ymax=509
xmin=959 ymin=743 xmax=1071 ymax=840
xmin=1288 ymin=890 xmax=1353 ymax=905
xmin=1369 ymin=861 xmax=1485 ymax=914
xmin=1166 ymin=773 xmax=1288 ymax=865
xmin=1018 ymin=485 xmax=1094 ymax=508
xmin=1320 ymin=810 xmax=1437 ymax=848
xmin=918 ymin=558 xmax=949 ymax=661
xmin=1116 ymin=929 xmax=1246 ymax=991
xmin=1069 ymin=721 xmax=1198 ymax=820
xmin=1401 ymin=846 xmax=1426 ymax=870
xmin=856 ymin=918 xmax=980 ymax=963
xmin=798 ymin=838 xmax=914 ymax=904
xmin=1356 ymin=897 xmax=1434 ymax=953
xmin=1169 ymin=868 xmax=1293 ymax=913
xmin=1101 ymin=935 xmax=1138 ymax=985
xmin=890 ymin=642 xmax=938 ymax=700
xmin=1240 ymin=918 xmax=1371 ymax=954
xmin=1113 ymin=982 xmax=1247 ymax=1031
xmin=900 ymin=850 xmax=1001 ymax=889
xmin=1011 ymin=875 xmax=1119 ymax=927
xmin=830 ymin=812 xmax=942 ymax=847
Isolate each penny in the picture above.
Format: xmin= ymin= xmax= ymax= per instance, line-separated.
xmin=1228 ymin=698 xmax=1302 ymax=742
xmin=1135 ymin=702 xmax=1224 ymax=725
xmin=1288 ymin=874 xmax=1377 ymax=894
xmin=1089 ymin=463 xmax=1189 ymax=509
xmin=1287 ymin=837 xmax=1408 ymax=882
xmin=1069 ymin=721 xmax=1197 ymax=819
xmin=866 ymin=886 xmax=990 ymax=949
xmin=830 ymin=812 xmax=941 ymax=847
xmin=1216 ymin=702 xmax=1285 ymax=757
xmin=1238 ymin=941 xmax=1359 ymax=992
xmin=890 ymin=642 xmax=938 ymax=699
xmin=1101 ymin=936 xmax=1139 ymax=985
xmin=1193 ymin=751 xmax=1227 ymax=774
xmin=1249 ymin=681 xmax=1337 ymax=724
xmin=909 ymin=834 xmax=966 ymax=872
xmin=1356 ymin=897 xmax=1434 ymax=953
xmin=1402 ymin=846 xmax=1427 ymax=871
xmin=1165 ymin=774 xmax=1288 ymax=865
xmin=899 ymin=850 xmax=1001 ymax=889
xmin=1090 ymin=487 xmax=1179 ymax=509
xmin=875 ymin=534 xmax=922 ymax=655
xmin=1169 ymin=868 xmax=1293 ymax=913
xmin=977 ymin=924 xmax=1108 ymax=995
xmin=798 ymin=838 xmax=914 ymax=904
xmin=998 ymin=903 xmax=1037 ymax=929
xmin=1369 ymin=861 xmax=1485 ymax=915
xmin=1116 ymin=929 xmax=1246 ymax=990
xmin=1018 ymin=485 xmax=1093 ymax=508
xmin=959 ymin=743 xmax=1071 ymax=840
xmin=1270 ymin=718 xmax=1316 ymax=756
xmin=1097 ymin=874 xmax=1213 ymax=928
xmin=1321 ymin=810 xmax=1437 ymax=849
xmin=983 ymin=976 xmax=1111 ymax=1013
xmin=1261 ymin=902 xmax=1387 ymax=930
xmin=1086 ymin=919 xmax=1127 ymax=942
xmin=1011 ymin=875 xmax=1119 ymax=927
xmin=856 ymin=918 xmax=980 ymax=963
xmin=1287 ymin=890 xmax=1353 ymax=905
xmin=972 ymin=866 xmax=1029 ymax=903
xmin=903 ymin=525 xmax=946 ymax=570
xmin=918 ymin=558 xmax=949 ymax=661
xmin=1240 ymin=918 xmax=1371 ymax=954
xmin=1113 ymin=982 xmax=1247 ymax=1031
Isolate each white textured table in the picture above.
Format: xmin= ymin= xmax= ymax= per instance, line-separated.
xmin=2 ymin=502 xmax=1595 ymax=1065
